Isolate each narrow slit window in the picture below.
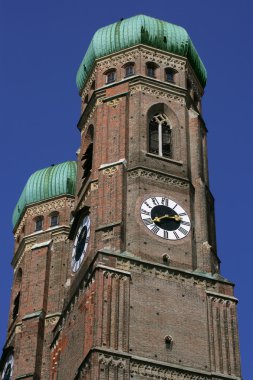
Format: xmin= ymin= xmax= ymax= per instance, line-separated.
xmin=13 ymin=292 xmax=20 ymax=319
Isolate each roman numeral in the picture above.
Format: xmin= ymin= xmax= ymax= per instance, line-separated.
xmin=179 ymin=212 xmax=186 ymax=216
xmin=143 ymin=218 xmax=153 ymax=226
xmin=161 ymin=197 xmax=169 ymax=206
xmin=178 ymin=227 xmax=188 ymax=235
xmin=141 ymin=209 xmax=151 ymax=216
xmin=181 ymin=221 xmax=190 ymax=226
xmin=144 ymin=201 xmax=152 ymax=209
xmin=173 ymin=231 xmax=180 ymax=239
xmin=152 ymin=197 xmax=159 ymax=206
xmin=172 ymin=203 xmax=178 ymax=210
xmin=151 ymin=225 xmax=160 ymax=234
xmin=163 ymin=230 xmax=169 ymax=239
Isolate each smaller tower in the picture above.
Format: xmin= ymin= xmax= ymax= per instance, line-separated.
xmin=0 ymin=162 xmax=77 ymax=379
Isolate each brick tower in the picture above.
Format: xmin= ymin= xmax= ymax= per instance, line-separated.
xmin=1 ymin=15 xmax=242 ymax=380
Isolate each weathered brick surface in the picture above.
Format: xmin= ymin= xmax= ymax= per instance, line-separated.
xmin=1 ymin=45 xmax=242 ymax=380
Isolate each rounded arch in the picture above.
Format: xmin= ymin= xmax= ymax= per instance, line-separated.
xmin=49 ymin=211 xmax=59 ymax=227
xmin=165 ymin=67 xmax=178 ymax=83
xmin=103 ymin=68 xmax=116 ymax=84
xmin=34 ymin=215 xmax=43 ymax=232
xmin=146 ymin=61 xmax=159 ymax=78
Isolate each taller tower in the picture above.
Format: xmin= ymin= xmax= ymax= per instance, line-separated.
xmin=1 ymin=15 xmax=242 ymax=380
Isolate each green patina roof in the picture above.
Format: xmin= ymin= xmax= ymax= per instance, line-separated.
xmin=76 ymin=14 xmax=207 ymax=91
xmin=13 ymin=161 xmax=77 ymax=228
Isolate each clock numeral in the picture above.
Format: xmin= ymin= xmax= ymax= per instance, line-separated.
xmin=181 ymin=221 xmax=190 ymax=226
xmin=151 ymin=197 xmax=159 ymax=206
xmin=161 ymin=197 xmax=169 ymax=206
xmin=163 ymin=230 xmax=169 ymax=239
xmin=173 ymin=203 xmax=178 ymax=210
xmin=173 ymin=231 xmax=180 ymax=239
xmin=179 ymin=212 xmax=186 ymax=216
xmin=144 ymin=201 xmax=152 ymax=209
xmin=143 ymin=218 xmax=153 ymax=226
xmin=178 ymin=227 xmax=188 ymax=235
xmin=151 ymin=225 xmax=160 ymax=234
xmin=141 ymin=209 xmax=151 ymax=216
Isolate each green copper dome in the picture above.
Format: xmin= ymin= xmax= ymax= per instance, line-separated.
xmin=13 ymin=161 xmax=77 ymax=228
xmin=76 ymin=14 xmax=207 ymax=91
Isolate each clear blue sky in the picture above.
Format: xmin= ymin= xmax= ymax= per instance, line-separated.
xmin=0 ymin=1 xmax=252 ymax=378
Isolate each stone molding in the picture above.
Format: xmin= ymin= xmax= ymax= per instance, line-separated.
xmin=131 ymin=360 xmax=207 ymax=380
xmin=130 ymin=83 xmax=185 ymax=105
xmin=116 ymin=257 xmax=218 ymax=291
xmin=128 ymin=167 xmax=189 ymax=189
xmin=13 ymin=228 xmax=70 ymax=272
xmin=98 ymin=353 xmax=127 ymax=369
xmin=14 ymin=197 xmax=75 ymax=238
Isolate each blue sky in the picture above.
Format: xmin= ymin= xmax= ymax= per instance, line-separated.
xmin=0 ymin=1 xmax=252 ymax=378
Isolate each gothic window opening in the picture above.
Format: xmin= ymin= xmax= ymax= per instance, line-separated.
xmin=146 ymin=62 xmax=158 ymax=78
xmin=12 ymin=292 xmax=20 ymax=320
xmin=124 ymin=63 xmax=134 ymax=77
xmin=82 ymin=143 xmax=93 ymax=179
xmin=50 ymin=212 xmax=59 ymax=227
xmin=106 ymin=69 xmax=116 ymax=84
xmin=149 ymin=113 xmax=172 ymax=158
xmin=165 ymin=68 xmax=176 ymax=82
xmin=35 ymin=216 xmax=43 ymax=231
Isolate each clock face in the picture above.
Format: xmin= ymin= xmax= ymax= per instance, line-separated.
xmin=1 ymin=354 xmax=14 ymax=380
xmin=140 ymin=196 xmax=191 ymax=240
xmin=71 ymin=215 xmax=90 ymax=272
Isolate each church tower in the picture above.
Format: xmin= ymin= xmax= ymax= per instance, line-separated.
xmin=1 ymin=15 xmax=242 ymax=380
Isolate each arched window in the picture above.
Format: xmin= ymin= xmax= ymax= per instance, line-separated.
xmin=105 ymin=69 xmax=116 ymax=84
xmin=35 ymin=216 xmax=43 ymax=231
xmin=50 ymin=212 xmax=59 ymax=227
xmin=149 ymin=113 xmax=172 ymax=158
xmin=146 ymin=62 xmax=158 ymax=78
xmin=165 ymin=68 xmax=176 ymax=82
xmin=124 ymin=63 xmax=134 ymax=77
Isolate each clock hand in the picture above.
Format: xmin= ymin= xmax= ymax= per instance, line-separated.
xmin=152 ymin=214 xmax=181 ymax=223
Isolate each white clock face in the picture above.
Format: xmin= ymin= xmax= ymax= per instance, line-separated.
xmin=1 ymin=354 xmax=14 ymax=380
xmin=140 ymin=196 xmax=191 ymax=240
xmin=71 ymin=215 xmax=90 ymax=272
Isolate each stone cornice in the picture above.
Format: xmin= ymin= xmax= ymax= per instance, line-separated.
xmin=12 ymin=225 xmax=71 ymax=270
xmin=73 ymin=347 xmax=241 ymax=380
xmin=13 ymin=195 xmax=75 ymax=238
xmin=51 ymin=248 xmax=234 ymax=346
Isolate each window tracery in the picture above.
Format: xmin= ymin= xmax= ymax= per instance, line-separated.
xmin=149 ymin=113 xmax=172 ymax=158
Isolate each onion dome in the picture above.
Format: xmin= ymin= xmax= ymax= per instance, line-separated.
xmin=76 ymin=14 xmax=207 ymax=91
xmin=12 ymin=161 xmax=77 ymax=228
